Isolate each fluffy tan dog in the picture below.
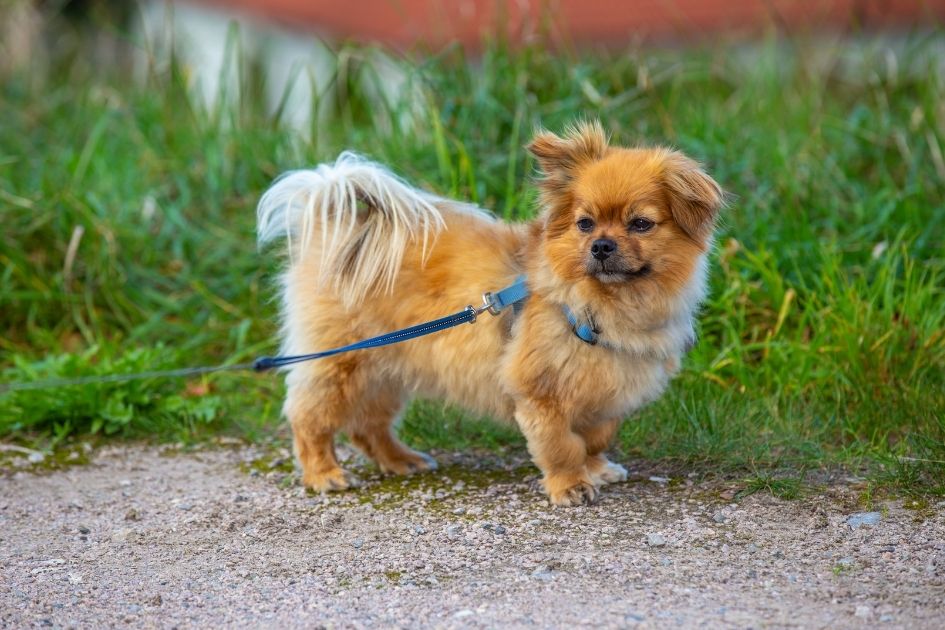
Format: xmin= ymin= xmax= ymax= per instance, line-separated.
xmin=257 ymin=121 xmax=723 ymax=506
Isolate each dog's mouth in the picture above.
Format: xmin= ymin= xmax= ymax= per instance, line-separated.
xmin=592 ymin=262 xmax=651 ymax=283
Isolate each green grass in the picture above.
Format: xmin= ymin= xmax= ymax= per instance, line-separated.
xmin=1 ymin=19 xmax=943 ymax=494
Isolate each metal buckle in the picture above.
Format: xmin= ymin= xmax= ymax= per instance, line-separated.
xmin=481 ymin=291 xmax=503 ymax=316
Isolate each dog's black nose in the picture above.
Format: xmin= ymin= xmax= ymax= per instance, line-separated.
xmin=591 ymin=238 xmax=617 ymax=261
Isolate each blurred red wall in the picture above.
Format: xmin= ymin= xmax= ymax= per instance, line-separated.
xmin=197 ymin=0 xmax=945 ymax=46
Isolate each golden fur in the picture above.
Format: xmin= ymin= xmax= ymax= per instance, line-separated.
xmin=257 ymin=121 xmax=724 ymax=506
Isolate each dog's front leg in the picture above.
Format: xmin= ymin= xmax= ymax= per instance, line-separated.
xmin=514 ymin=400 xmax=598 ymax=507
xmin=577 ymin=418 xmax=629 ymax=487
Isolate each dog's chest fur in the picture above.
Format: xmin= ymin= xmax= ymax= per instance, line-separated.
xmin=501 ymin=301 xmax=689 ymax=424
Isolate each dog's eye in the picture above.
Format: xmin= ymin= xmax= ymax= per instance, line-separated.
xmin=576 ymin=217 xmax=595 ymax=232
xmin=629 ymin=218 xmax=655 ymax=232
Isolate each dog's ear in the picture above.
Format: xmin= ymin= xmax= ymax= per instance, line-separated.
xmin=528 ymin=120 xmax=609 ymax=199
xmin=662 ymin=152 xmax=724 ymax=244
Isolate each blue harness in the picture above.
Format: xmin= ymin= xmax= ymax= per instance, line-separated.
xmin=253 ymin=276 xmax=599 ymax=371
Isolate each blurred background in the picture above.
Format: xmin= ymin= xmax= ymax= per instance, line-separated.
xmin=1 ymin=1 xmax=943 ymax=492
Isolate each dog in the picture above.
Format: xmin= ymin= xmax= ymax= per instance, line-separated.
xmin=257 ymin=121 xmax=724 ymax=506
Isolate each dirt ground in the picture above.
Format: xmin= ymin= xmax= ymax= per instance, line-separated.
xmin=1 ymin=443 xmax=943 ymax=629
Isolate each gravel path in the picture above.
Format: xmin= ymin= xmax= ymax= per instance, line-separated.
xmin=1 ymin=443 xmax=943 ymax=628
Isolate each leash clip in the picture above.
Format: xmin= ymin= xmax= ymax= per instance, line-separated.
xmin=465 ymin=294 xmax=499 ymax=324
xmin=480 ymin=291 xmax=503 ymax=317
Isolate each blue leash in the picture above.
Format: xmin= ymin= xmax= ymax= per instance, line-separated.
xmin=253 ymin=276 xmax=529 ymax=371
xmin=1 ymin=276 xmax=601 ymax=392
xmin=0 ymin=278 xmax=531 ymax=393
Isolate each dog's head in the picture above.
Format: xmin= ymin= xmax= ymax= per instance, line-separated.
xmin=529 ymin=121 xmax=724 ymax=294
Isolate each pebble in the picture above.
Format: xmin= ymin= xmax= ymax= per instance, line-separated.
xmin=78 ymin=525 xmax=90 ymax=535
xmin=352 ymin=538 xmax=363 ymax=549
xmin=177 ymin=503 xmax=193 ymax=511
xmin=646 ymin=533 xmax=667 ymax=547
xmin=847 ymin=512 xmax=882 ymax=529
xmin=451 ymin=507 xmax=466 ymax=515
xmin=531 ymin=566 xmax=554 ymax=581
xmin=649 ymin=476 xmax=670 ymax=484
xmin=854 ymin=605 xmax=872 ymax=619
xmin=712 ymin=511 xmax=727 ymax=523
xmin=28 ymin=452 xmax=45 ymax=464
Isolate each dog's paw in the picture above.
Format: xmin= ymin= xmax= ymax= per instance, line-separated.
xmin=379 ymin=450 xmax=438 ymax=476
xmin=544 ymin=477 xmax=599 ymax=507
xmin=303 ymin=467 xmax=359 ymax=492
xmin=588 ymin=460 xmax=628 ymax=487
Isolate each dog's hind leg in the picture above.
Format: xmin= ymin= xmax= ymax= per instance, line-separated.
xmin=285 ymin=356 xmax=367 ymax=492
xmin=347 ymin=391 xmax=437 ymax=476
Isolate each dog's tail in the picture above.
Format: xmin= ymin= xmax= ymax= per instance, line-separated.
xmin=257 ymin=152 xmax=445 ymax=305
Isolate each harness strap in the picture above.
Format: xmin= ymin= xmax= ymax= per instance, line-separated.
xmin=563 ymin=304 xmax=601 ymax=345
xmin=481 ymin=275 xmax=529 ymax=315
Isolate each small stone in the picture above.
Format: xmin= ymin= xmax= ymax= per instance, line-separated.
xmin=451 ymin=507 xmax=466 ymax=515
xmin=445 ymin=524 xmax=462 ymax=539
xmin=649 ymin=476 xmax=670 ymax=484
xmin=847 ymin=512 xmax=882 ymax=529
xmin=838 ymin=557 xmax=854 ymax=567
xmin=712 ymin=511 xmax=727 ymax=523
xmin=111 ymin=528 xmax=133 ymax=543
xmin=453 ymin=609 xmax=474 ymax=618
xmin=124 ymin=509 xmax=140 ymax=522
xmin=531 ymin=566 xmax=554 ymax=581
xmin=646 ymin=533 xmax=666 ymax=547
xmin=747 ymin=543 xmax=759 ymax=554
xmin=77 ymin=525 xmax=90 ymax=535
xmin=854 ymin=605 xmax=872 ymax=619
xmin=527 ymin=519 xmax=541 ymax=527
xmin=177 ymin=503 xmax=193 ymax=511
xmin=234 ymin=495 xmax=249 ymax=503
xmin=28 ymin=452 xmax=45 ymax=464
xmin=352 ymin=538 xmax=363 ymax=549
xmin=493 ymin=525 xmax=507 ymax=535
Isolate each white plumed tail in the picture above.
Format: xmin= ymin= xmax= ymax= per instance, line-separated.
xmin=257 ymin=152 xmax=445 ymax=305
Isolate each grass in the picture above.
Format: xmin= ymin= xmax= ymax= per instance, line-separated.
xmin=1 ymin=14 xmax=943 ymax=494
